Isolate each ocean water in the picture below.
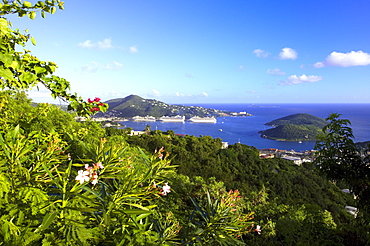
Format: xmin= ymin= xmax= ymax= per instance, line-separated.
xmin=120 ymin=103 xmax=370 ymax=151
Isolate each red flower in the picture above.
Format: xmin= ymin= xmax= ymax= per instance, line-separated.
xmin=94 ymin=97 xmax=101 ymax=102
xmin=98 ymin=102 xmax=104 ymax=106
xmin=87 ymin=98 xmax=93 ymax=103
xmin=90 ymin=107 xmax=100 ymax=112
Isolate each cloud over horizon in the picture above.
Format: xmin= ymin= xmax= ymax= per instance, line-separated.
xmin=314 ymin=50 xmax=370 ymax=68
xmin=279 ymin=74 xmax=323 ymax=85
xmin=279 ymin=47 xmax=298 ymax=60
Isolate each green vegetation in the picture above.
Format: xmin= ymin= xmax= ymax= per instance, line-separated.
xmin=259 ymin=113 xmax=327 ymax=141
xmin=315 ymin=113 xmax=370 ymax=218
xmin=99 ymin=94 xmax=231 ymax=118
xmin=1 ymin=1 xmax=369 ymax=245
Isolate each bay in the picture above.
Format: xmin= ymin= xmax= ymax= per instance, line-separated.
xmin=120 ymin=103 xmax=370 ymax=151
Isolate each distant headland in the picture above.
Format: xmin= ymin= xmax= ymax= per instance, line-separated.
xmin=94 ymin=95 xmax=251 ymax=119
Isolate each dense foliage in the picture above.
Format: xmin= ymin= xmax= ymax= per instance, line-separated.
xmin=0 ymin=2 xmax=255 ymax=245
xmin=260 ymin=124 xmax=322 ymax=141
xmin=1 ymin=1 xmax=369 ymax=245
xmin=124 ymin=129 xmax=369 ymax=245
xmin=315 ymin=113 xmax=370 ymax=218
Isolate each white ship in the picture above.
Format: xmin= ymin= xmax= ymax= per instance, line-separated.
xmin=188 ymin=116 xmax=217 ymax=123
xmin=158 ymin=115 xmax=185 ymax=122
xmin=132 ymin=115 xmax=156 ymax=122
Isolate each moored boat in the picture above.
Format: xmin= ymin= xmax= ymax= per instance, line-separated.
xmin=132 ymin=115 xmax=156 ymax=122
xmin=188 ymin=116 xmax=217 ymax=123
xmin=158 ymin=115 xmax=185 ymax=122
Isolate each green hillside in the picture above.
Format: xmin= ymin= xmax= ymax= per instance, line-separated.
xmin=260 ymin=113 xmax=327 ymax=141
xmin=100 ymin=94 xmax=230 ymax=118
xmin=265 ymin=113 xmax=327 ymax=128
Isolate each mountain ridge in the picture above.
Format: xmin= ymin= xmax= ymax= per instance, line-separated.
xmin=97 ymin=94 xmax=235 ymax=118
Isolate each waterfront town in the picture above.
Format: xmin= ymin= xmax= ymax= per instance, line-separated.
xmin=75 ymin=116 xmax=317 ymax=165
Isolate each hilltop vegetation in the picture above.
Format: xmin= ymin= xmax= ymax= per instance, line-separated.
xmin=98 ymin=94 xmax=232 ymax=118
xmin=1 ymin=2 xmax=369 ymax=245
xmin=259 ymin=113 xmax=327 ymax=141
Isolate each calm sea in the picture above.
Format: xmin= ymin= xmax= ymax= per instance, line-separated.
xmin=120 ymin=103 xmax=370 ymax=151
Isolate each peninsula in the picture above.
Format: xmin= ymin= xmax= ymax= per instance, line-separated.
xmin=95 ymin=95 xmax=250 ymax=119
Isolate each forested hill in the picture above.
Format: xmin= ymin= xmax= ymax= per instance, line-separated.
xmin=97 ymin=94 xmax=231 ymax=118
xmin=259 ymin=113 xmax=327 ymax=141
xmin=265 ymin=113 xmax=327 ymax=128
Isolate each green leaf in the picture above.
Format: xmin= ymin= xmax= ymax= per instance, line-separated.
xmin=0 ymin=67 xmax=14 ymax=81
xmin=0 ymin=18 xmax=8 ymax=31
xmin=34 ymin=66 xmax=46 ymax=74
xmin=31 ymin=36 xmax=37 ymax=46
xmin=23 ymin=1 xmax=32 ymax=8
xmin=19 ymin=72 xmax=37 ymax=83
xmin=35 ymin=212 xmax=57 ymax=232
xmin=120 ymin=209 xmax=153 ymax=215
xmin=51 ymin=7 xmax=56 ymax=14
xmin=29 ymin=11 xmax=36 ymax=20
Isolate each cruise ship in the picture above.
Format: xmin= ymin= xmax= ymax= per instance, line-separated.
xmin=188 ymin=116 xmax=217 ymax=123
xmin=158 ymin=115 xmax=185 ymax=122
xmin=132 ymin=116 xmax=156 ymax=122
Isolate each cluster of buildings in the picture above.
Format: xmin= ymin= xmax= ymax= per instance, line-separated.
xmin=259 ymin=148 xmax=316 ymax=165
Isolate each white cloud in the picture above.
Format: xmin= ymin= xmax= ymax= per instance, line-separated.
xmin=104 ymin=61 xmax=123 ymax=70
xmin=128 ymin=45 xmax=138 ymax=53
xmin=78 ymin=38 xmax=114 ymax=50
xmin=81 ymin=62 xmax=100 ymax=73
xmin=152 ymin=89 xmax=160 ymax=95
xmin=279 ymin=47 xmax=298 ymax=60
xmin=252 ymin=49 xmax=270 ymax=58
xmin=245 ymin=90 xmax=257 ymax=93
xmin=80 ymin=61 xmax=123 ymax=73
xmin=105 ymin=90 xmax=125 ymax=98
xmin=314 ymin=50 xmax=370 ymax=68
xmin=174 ymin=92 xmax=208 ymax=97
xmin=238 ymin=65 xmax=246 ymax=70
xmin=279 ymin=74 xmax=323 ymax=85
xmin=267 ymin=68 xmax=286 ymax=76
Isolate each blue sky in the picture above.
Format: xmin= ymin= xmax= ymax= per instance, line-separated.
xmin=8 ymin=0 xmax=370 ymax=104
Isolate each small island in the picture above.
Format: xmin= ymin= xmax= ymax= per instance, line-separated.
xmin=259 ymin=113 xmax=327 ymax=141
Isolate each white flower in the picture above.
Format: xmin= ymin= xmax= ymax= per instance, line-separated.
xmin=75 ymin=170 xmax=90 ymax=184
xmin=255 ymin=225 xmax=261 ymax=235
xmin=161 ymin=182 xmax=171 ymax=196
xmin=94 ymin=162 xmax=104 ymax=169
xmin=85 ymin=164 xmax=92 ymax=171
